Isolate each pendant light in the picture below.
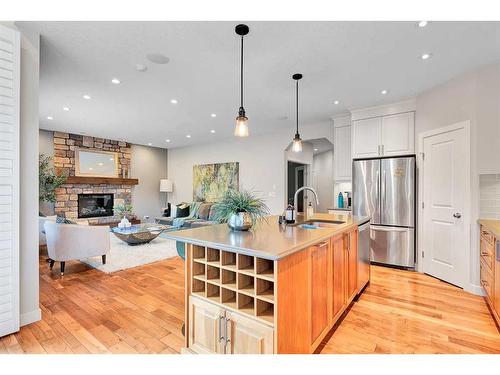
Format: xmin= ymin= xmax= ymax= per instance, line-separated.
xmin=234 ymin=24 xmax=250 ymax=137
xmin=291 ymin=73 xmax=303 ymax=152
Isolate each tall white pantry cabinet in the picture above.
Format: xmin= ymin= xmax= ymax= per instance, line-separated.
xmin=0 ymin=25 xmax=20 ymax=337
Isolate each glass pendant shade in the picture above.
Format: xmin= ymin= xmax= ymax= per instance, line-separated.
xmin=234 ymin=115 xmax=249 ymax=137
xmin=292 ymin=134 xmax=303 ymax=152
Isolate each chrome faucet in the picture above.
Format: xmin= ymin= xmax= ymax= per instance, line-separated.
xmin=294 ymin=186 xmax=319 ymax=219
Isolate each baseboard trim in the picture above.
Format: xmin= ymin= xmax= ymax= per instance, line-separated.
xmin=465 ymin=283 xmax=484 ymax=296
xmin=20 ymin=308 xmax=41 ymax=327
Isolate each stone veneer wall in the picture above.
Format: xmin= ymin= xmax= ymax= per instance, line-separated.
xmin=53 ymin=132 xmax=134 ymax=221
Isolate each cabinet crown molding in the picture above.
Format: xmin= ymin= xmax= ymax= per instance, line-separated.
xmin=350 ymin=98 xmax=416 ymax=121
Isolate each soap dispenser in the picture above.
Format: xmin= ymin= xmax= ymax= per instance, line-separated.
xmin=337 ymin=192 xmax=344 ymax=209
xmin=307 ymin=201 xmax=314 ymax=218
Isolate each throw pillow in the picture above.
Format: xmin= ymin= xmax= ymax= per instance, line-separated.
xmin=56 ymin=216 xmax=77 ymax=225
xmin=175 ymin=202 xmax=190 ymax=218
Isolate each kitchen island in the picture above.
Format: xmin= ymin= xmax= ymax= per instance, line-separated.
xmin=164 ymin=213 xmax=370 ymax=354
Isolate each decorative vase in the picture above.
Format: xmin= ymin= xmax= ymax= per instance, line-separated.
xmin=227 ymin=212 xmax=252 ymax=231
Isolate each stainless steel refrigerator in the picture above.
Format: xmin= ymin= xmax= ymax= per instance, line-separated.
xmin=353 ymin=156 xmax=416 ymax=268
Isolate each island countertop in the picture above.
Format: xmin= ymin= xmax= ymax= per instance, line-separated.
xmin=163 ymin=213 xmax=370 ymax=260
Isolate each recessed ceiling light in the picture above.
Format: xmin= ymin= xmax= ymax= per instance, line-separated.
xmin=111 ymin=78 xmax=121 ymax=84
xmin=109 ymin=158 xmax=114 ymax=161
xmin=186 ymin=135 xmax=191 ymax=138
xmin=314 ymin=148 xmax=318 ymax=151
xmin=165 ymin=139 xmax=171 ymax=143
xmin=334 ymin=100 xmax=340 ymax=105
xmin=98 ymin=162 xmax=104 ymax=166
xmin=211 ymin=113 xmax=217 ymax=118
xmin=148 ymin=142 xmax=152 ymax=146
xmin=46 ymin=116 xmax=53 ymax=120
xmin=83 ymin=94 xmax=91 ymax=100
xmin=418 ymin=21 xmax=428 ymax=28
xmin=146 ymin=53 xmax=170 ymax=65
xmin=62 ymin=106 xmax=70 ymax=111
xmin=135 ymin=64 xmax=147 ymax=72
xmin=88 ymin=167 xmax=93 ymax=171
xmin=421 ymin=53 xmax=431 ymax=60
xmin=170 ymin=99 xmax=178 ymax=104
xmin=210 ymin=130 xmax=216 ymax=134
xmin=381 ymin=90 xmax=388 ymax=95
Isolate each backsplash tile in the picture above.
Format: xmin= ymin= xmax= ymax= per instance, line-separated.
xmin=480 ymin=174 xmax=500 ymax=219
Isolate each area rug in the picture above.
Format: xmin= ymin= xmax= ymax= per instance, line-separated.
xmin=81 ymin=233 xmax=179 ymax=273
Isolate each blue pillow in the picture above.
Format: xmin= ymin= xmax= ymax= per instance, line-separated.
xmin=56 ymin=216 xmax=77 ymax=225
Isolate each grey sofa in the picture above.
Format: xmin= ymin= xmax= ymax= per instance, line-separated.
xmin=155 ymin=202 xmax=218 ymax=229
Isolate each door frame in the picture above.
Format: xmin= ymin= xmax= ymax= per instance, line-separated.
xmin=417 ymin=121 xmax=471 ymax=289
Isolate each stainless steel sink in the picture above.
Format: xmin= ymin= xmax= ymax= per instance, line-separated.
xmin=297 ymin=220 xmax=345 ymax=229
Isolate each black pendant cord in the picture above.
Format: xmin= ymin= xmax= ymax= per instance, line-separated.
xmin=296 ymin=79 xmax=299 ymax=136
xmin=240 ymin=35 xmax=244 ymax=111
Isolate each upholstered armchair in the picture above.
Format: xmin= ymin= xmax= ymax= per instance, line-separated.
xmin=44 ymin=221 xmax=110 ymax=276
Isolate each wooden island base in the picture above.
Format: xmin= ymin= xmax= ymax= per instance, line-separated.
xmin=183 ymin=226 xmax=363 ymax=354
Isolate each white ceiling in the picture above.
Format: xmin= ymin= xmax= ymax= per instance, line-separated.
xmin=18 ymin=21 xmax=500 ymax=149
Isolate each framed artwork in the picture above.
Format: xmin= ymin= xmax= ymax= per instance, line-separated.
xmin=75 ymin=148 xmax=119 ymax=177
xmin=193 ymin=162 xmax=239 ymax=202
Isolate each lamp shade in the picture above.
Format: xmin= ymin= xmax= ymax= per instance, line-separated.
xmin=160 ymin=179 xmax=173 ymax=193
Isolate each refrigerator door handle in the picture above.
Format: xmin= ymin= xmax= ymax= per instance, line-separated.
xmin=370 ymin=225 xmax=412 ymax=232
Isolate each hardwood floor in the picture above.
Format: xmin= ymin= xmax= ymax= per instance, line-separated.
xmin=319 ymin=266 xmax=500 ymax=354
xmin=1 ymin=257 xmax=499 ymax=354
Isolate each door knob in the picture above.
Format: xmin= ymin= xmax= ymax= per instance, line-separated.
xmin=453 ymin=212 xmax=462 ymax=218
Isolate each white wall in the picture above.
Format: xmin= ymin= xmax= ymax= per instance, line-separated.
xmin=415 ymin=61 xmax=500 ymax=295
xmin=168 ymin=122 xmax=333 ymax=214
xmin=130 ymin=144 xmax=168 ymax=219
xmin=312 ymin=150 xmax=334 ymax=213
xmin=479 ymin=174 xmax=500 ymax=220
xmin=2 ymin=22 xmax=42 ymax=326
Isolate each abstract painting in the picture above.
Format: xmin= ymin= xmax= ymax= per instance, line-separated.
xmin=193 ymin=162 xmax=239 ymax=202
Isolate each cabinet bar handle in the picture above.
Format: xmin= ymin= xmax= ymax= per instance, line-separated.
xmin=317 ymin=242 xmax=328 ymax=248
xmin=218 ymin=316 xmax=225 ymax=342
xmin=481 ymin=251 xmax=489 ymax=256
xmin=225 ymin=317 xmax=232 ymax=349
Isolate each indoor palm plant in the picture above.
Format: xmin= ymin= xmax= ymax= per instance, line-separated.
xmin=39 ymin=153 xmax=66 ymax=210
xmin=211 ymin=189 xmax=270 ymax=231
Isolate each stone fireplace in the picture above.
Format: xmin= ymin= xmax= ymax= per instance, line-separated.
xmin=53 ymin=132 xmax=135 ymax=223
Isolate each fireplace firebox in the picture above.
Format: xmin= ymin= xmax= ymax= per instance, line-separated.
xmin=78 ymin=193 xmax=114 ymax=218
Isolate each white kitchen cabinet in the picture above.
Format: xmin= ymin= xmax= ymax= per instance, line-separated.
xmin=352 ymin=117 xmax=382 ymax=158
xmin=334 ymin=125 xmax=352 ymax=181
xmin=381 ymin=112 xmax=415 ymax=156
xmin=352 ymin=112 xmax=414 ymax=158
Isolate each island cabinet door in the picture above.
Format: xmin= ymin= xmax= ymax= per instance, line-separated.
xmin=310 ymin=241 xmax=330 ymax=345
xmin=189 ymin=296 xmax=225 ymax=354
xmin=225 ymin=310 xmax=274 ymax=354
xmin=332 ymin=234 xmax=346 ymax=320
xmin=346 ymin=229 xmax=358 ymax=302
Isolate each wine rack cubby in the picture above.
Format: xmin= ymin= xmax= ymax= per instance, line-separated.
xmin=190 ymin=246 xmax=276 ymax=325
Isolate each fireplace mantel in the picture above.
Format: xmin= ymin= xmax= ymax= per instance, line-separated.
xmin=64 ymin=176 xmax=139 ymax=185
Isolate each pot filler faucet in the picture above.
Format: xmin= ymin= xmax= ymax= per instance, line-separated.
xmin=294 ymin=186 xmax=319 ymax=220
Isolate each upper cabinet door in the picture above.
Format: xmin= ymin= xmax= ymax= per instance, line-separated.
xmin=334 ymin=125 xmax=352 ymax=181
xmin=352 ymin=117 xmax=382 ymax=158
xmin=381 ymin=112 xmax=415 ymax=156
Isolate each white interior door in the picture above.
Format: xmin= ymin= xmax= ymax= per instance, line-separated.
xmin=0 ymin=25 xmax=20 ymax=337
xmin=421 ymin=122 xmax=469 ymax=287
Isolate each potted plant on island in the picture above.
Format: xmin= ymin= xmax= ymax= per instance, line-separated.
xmin=211 ymin=189 xmax=270 ymax=231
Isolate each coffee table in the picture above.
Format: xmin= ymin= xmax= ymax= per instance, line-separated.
xmin=111 ymin=223 xmax=174 ymax=245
